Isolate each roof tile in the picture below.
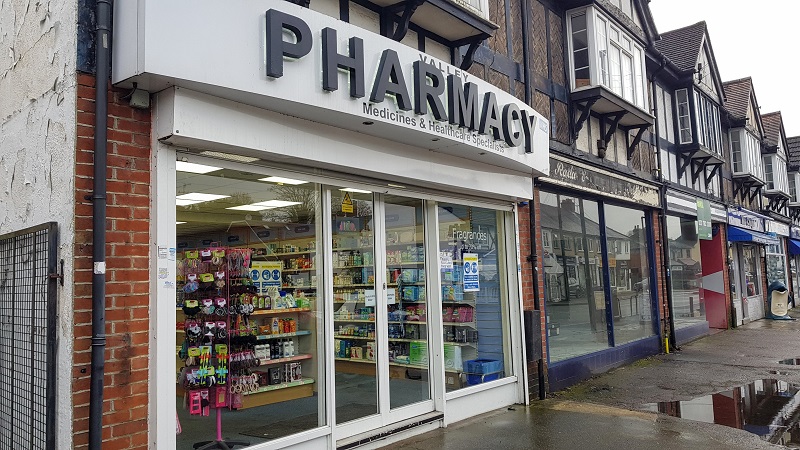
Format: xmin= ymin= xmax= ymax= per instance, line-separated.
xmin=654 ymin=22 xmax=706 ymax=72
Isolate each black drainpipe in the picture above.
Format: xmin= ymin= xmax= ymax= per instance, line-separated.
xmin=89 ymin=1 xmax=112 ymax=448
xmin=648 ymin=56 xmax=677 ymax=351
xmin=529 ymin=178 xmax=546 ymax=399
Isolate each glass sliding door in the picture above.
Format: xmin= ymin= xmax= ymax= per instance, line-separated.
xmin=331 ymin=188 xmax=379 ymax=424
xmin=384 ymin=195 xmax=431 ymax=409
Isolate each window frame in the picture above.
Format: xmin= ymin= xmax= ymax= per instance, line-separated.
xmin=566 ymin=6 xmax=649 ymax=111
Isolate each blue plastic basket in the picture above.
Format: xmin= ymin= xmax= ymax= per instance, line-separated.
xmin=465 ymin=359 xmax=503 ymax=385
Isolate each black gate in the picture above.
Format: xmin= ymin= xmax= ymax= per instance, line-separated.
xmin=0 ymin=223 xmax=58 ymax=449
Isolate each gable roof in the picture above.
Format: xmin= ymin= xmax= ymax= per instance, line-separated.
xmin=788 ymin=136 xmax=800 ymax=169
xmin=722 ymin=77 xmax=755 ymax=120
xmin=761 ymin=112 xmax=784 ymax=150
xmin=654 ymin=22 xmax=707 ymax=72
xmin=654 ymin=21 xmax=724 ymax=101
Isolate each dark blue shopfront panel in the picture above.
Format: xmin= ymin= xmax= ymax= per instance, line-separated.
xmin=547 ymin=337 xmax=661 ymax=392
xmin=727 ymin=226 xmax=778 ymax=245
xmin=789 ymin=239 xmax=800 ymax=256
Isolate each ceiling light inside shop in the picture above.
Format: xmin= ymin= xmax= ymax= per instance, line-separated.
xmin=176 ymin=221 xmax=187 ymax=225
xmin=199 ymin=151 xmax=260 ymax=163
xmin=253 ymin=200 xmax=302 ymax=208
xmin=177 ymin=193 xmax=231 ymax=202
xmin=340 ymin=188 xmax=371 ymax=194
xmin=175 ymin=161 xmax=222 ymax=174
xmin=259 ymin=176 xmax=308 ymax=185
xmin=226 ymin=204 xmax=278 ymax=211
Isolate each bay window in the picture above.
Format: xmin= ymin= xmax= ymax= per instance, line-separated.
xmin=676 ymin=89 xmax=692 ymax=144
xmin=764 ymin=154 xmax=789 ymax=193
xmin=789 ymin=173 xmax=797 ymax=203
xmin=567 ymin=7 xmax=648 ymax=111
xmin=730 ymin=128 xmax=765 ymax=182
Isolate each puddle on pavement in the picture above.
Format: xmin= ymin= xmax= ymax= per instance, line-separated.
xmin=769 ymin=370 xmax=791 ymax=376
xmin=643 ymin=379 xmax=800 ymax=447
xmin=779 ymin=358 xmax=800 ymax=365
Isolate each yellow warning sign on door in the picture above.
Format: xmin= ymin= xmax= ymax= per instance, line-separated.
xmin=341 ymin=192 xmax=353 ymax=213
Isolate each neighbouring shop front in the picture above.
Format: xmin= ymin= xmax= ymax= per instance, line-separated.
xmin=790 ymin=226 xmax=800 ymax=303
xmin=113 ymin=1 xmax=550 ymax=449
xmin=541 ymin=155 xmax=661 ymax=390
xmin=727 ymin=208 xmax=773 ymax=325
xmin=765 ymin=220 xmax=791 ymax=290
xmin=664 ymin=191 xmax=729 ymax=343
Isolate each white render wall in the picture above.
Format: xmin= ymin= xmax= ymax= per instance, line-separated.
xmin=0 ymin=0 xmax=77 ymax=448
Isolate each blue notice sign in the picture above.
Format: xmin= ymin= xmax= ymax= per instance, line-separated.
xmin=462 ymin=253 xmax=480 ymax=292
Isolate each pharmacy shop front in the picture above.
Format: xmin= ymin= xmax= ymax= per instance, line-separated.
xmin=113 ymin=1 xmax=550 ymax=448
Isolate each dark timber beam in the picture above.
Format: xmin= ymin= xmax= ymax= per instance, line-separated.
xmin=392 ymin=0 xmax=427 ymax=41
xmin=626 ymin=125 xmax=648 ymax=160
xmin=572 ymin=98 xmax=598 ymax=141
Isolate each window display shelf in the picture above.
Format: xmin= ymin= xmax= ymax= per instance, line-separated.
xmin=256 ymin=330 xmax=312 ymax=340
xmin=251 ymin=307 xmax=311 ymax=316
xmin=388 ymin=338 xmax=426 ymax=343
xmin=242 ymin=377 xmax=315 ymax=395
xmin=333 ymin=283 xmax=375 ymax=288
xmin=332 ymin=246 xmax=373 ymax=252
xmin=283 ymin=268 xmax=315 ymax=273
xmin=334 ymin=357 xmax=427 ymax=369
xmin=443 ymin=341 xmax=477 ymax=346
xmin=444 ymin=321 xmax=476 ymax=327
xmin=387 ymin=261 xmax=425 ymax=266
xmin=333 ymin=334 xmax=374 ymax=340
xmin=252 ymin=250 xmax=316 ymax=259
xmin=257 ymin=354 xmax=313 ymax=367
xmin=283 ymin=285 xmax=316 ymax=289
xmin=388 ymin=282 xmax=426 ymax=287
xmin=334 ymin=318 xmax=375 ymax=323
xmin=333 ymin=264 xmax=373 ymax=269
xmin=388 ymin=321 xmax=426 ymax=325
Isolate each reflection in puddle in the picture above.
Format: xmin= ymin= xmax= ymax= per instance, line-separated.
xmin=779 ymin=359 xmax=800 ymax=366
xmin=770 ymin=370 xmax=791 ymax=376
xmin=643 ymin=379 xmax=800 ymax=447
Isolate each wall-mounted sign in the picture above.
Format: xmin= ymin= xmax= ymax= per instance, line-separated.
xmin=544 ymin=155 xmax=660 ymax=207
xmin=696 ymin=199 xmax=712 ymax=240
xmin=765 ymin=220 xmax=790 ymax=237
xmin=462 ymin=253 xmax=480 ymax=292
xmin=792 ymin=226 xmax=800 ymax=240
xmin=341 ymin=192 xmax=353 ymax=214
xmin=727 ymin=208 xmax=765 ymax=233
xmin=112 ymin=0 xmax=549 ymax=176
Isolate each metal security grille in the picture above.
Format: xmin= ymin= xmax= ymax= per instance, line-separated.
xmin=0 ymin=223 xmax=58 ymax=450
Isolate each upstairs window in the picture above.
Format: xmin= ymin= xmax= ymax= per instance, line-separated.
xmin=676 ymin=89 xmax=692 ymax=144
xmin=694 ymin=92 xmax=723 ymax=156
xmin=730 ymin=128 xmax=764 ymax=181
xmin=567 ymin=7 xmax=648 ymax=111
xmin=764 ymin=154 xmax=789 ymax=193
xmin=790 ymin=173 xmax=797 ymax=202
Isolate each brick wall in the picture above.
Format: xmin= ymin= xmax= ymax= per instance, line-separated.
xmin=523 ymin=186 xmax=548 ymax=400
xmin=72 ymin=73 xmax=152 ymax=449
xmin=652 ymin=211 xmax=669 ymax=345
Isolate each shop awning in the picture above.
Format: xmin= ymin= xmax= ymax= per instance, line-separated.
xmin=789 ymin=239 xmax=800 ymax=256
xmin=727 ymin=225 xmax=779 ymax=245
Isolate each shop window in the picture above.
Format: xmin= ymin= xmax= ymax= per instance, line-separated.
xmin=666 ymin=216 xmax=705 ymax=329
xmin=766 ymin=240 xmax=787 ymax=286
xmin=438 ymin=203 xmax=513 ymax=391
xmin=541 ymin=192 xmax=610 ymax=362
xmin=175 ymin=166 xmax=325 ymax=446
xmin=604 ymin=204 xmax=654 ymax=344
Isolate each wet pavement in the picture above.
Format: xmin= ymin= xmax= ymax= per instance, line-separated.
xmin=387 ymin=309 xmax=800 ymax=449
